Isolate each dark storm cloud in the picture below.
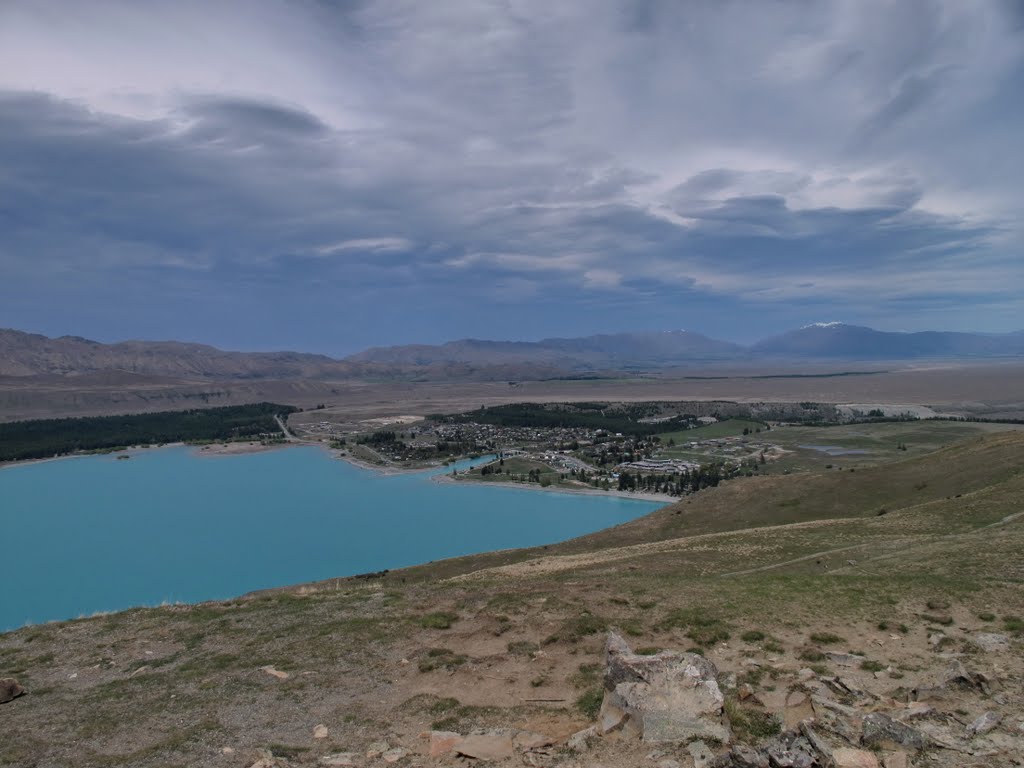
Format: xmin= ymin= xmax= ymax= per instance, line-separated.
xmin=0 ymin=0 xmax=1021 ymax=349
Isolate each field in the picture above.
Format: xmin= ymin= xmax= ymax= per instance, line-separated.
xmin=658 ymin=417 xmax=767 ymax=441
xmin=3 ymin=361 xmax=1024 ymax=422
xmin=2 ymin=424 xmax=1023 ymax=766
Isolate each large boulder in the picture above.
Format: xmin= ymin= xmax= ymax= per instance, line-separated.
xmin=599 ymin=631 xmax=730 ymax=743
xmin=0 ymin=678 xmax=25 ymax=704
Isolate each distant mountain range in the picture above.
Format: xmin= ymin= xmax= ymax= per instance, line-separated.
xmin=1 ymin=324 xmax=1022 ymax=380
xmin=751 ymin=323 xmax=1024 ymax=360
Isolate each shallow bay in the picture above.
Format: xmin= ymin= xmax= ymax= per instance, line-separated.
xmin=0 ymin=446 xmax=659 ymax=630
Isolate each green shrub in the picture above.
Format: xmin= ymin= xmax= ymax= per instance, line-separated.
xmin=543 ymin=613 xmax=607 ymax=644
xmin=575 ymin=687 xmax=604 ymax=719
xmin=507 ymin=640 xmax=540 ymax=657
xmin=657 ymin=608 xmax=731 ymax=648
xmin=418 ymin=649 xmax=467 ymax=672
xmin=741 ymin=630 xmax=766 ymax=643
xmin=419 ymin=612 xmax=459 ymax=629
xmin=809 ymin=632 xmax=844 ymax=645
xmin=724 ymin=699 xmax=781 ymax=743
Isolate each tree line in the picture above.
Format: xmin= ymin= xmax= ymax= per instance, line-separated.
xmin=431 ymin=402 xmax=693 ymax=436
xmin=0 ymin=403 xmax=299 ymax=462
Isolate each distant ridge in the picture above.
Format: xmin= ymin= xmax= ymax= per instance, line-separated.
xmin=1 ymin=324 xmax=1022 ymax=380
xmin=750 ymin=323 xmax=1024 ymax=359
xmin=347 ymin=330 xmax=743 ymax=368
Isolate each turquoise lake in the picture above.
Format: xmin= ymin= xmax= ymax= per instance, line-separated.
xmin=0 ymin=446 xmax=660 ymax=631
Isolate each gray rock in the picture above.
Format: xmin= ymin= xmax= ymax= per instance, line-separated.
xmin=0 ymin=678 xmax=25 ymax=704
xmin=319 ymin=754 xmax=356 ymax=766
xmin=941 ymin=659 xmax=989 ymax=693
xmin=566 ymin=726 xmax=597 ymax=752
xmin=970 ymin=633 xmax=1010 ymax=652
xmin=688 ymin=740 xmax=714 ymax=768
xmin=825 ymin=652 xmax=866 ymax=668
xmin=601 ymin=631 xmax=729 ymax=743
xmin=861 ymin=713 xmax=929 ymax=750
xmin=365 ymin=741 xmax=390 ymax=759
xmin=799 ymin=721 xmax=832 ymax=763
xmin=967 ymin=711 xmax=1000 ymax=737
xmin=728 ymin=745 xmax=769 ymax=768
xmin=763 ymin=735 xmax=817 ymax=767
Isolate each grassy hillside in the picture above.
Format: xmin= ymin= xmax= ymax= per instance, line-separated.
xmin=2 ymin=429 xmax=1023 ymax=767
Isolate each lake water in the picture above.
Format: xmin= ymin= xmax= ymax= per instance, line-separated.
xmin=0 ymin=446 xmax=660 ymax=631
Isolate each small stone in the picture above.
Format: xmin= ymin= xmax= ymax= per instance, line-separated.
xmin=832 ymin=748 xmax=880 ymax=768
xmin=457 ymin=733 xmax=515 ymax=761
xmin=0 ymin=678 xmax=26 ymax=704
xmin=429 ymin=731 xmax=463 ymax=757
xmin=825 ymin=652 xmax=866 ymax=667
xmin=881 ymin=752 xmax=908 ymax=768
xmin=320 ymin=754 xmax=356 ymax=767
xmin=967 ymin=711 xmax=1000 ymax=737
xmin=247 ymin=751 xmax=277 ymax=768
xmin=382 ymin=747 xmax=407 ymax=763
xmin=687 ymin=740 xmax=713 ymax=768
xmin=222 ymin=747 xmax=235 ymax=754
xmin=366 ymin=740 xmax=390 ymax=759
xmin=797 ymin=668 xmax=816 ymax=681
xmin=260 ymin=665 xmax=289 ymax=680
xmin=566 ymin=726 xmax=597 ymax=752
xmin=658 ymin=760 xmax=681 ymax=768
xmin=896 ymin=702 xmax=933 ymax=720
xmin=313 ymin=724 xmax=329 ymax=739
xmin=729 ymin=744 xmax=769 ymax=768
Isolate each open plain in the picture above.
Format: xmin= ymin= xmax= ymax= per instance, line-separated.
xmin=3 ymin=361 xmax=1024 ymax=424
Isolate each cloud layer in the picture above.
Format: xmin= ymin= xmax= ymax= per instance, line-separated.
xmin=1 ymin=0 xmax=1021 ymax=351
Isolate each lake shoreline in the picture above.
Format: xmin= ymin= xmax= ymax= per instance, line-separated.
xmin=432 ymin=471 xmax=676 ymax=503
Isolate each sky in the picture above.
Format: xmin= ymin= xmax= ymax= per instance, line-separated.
xmin=1 ymin=0 xmax=1022 ymax=355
